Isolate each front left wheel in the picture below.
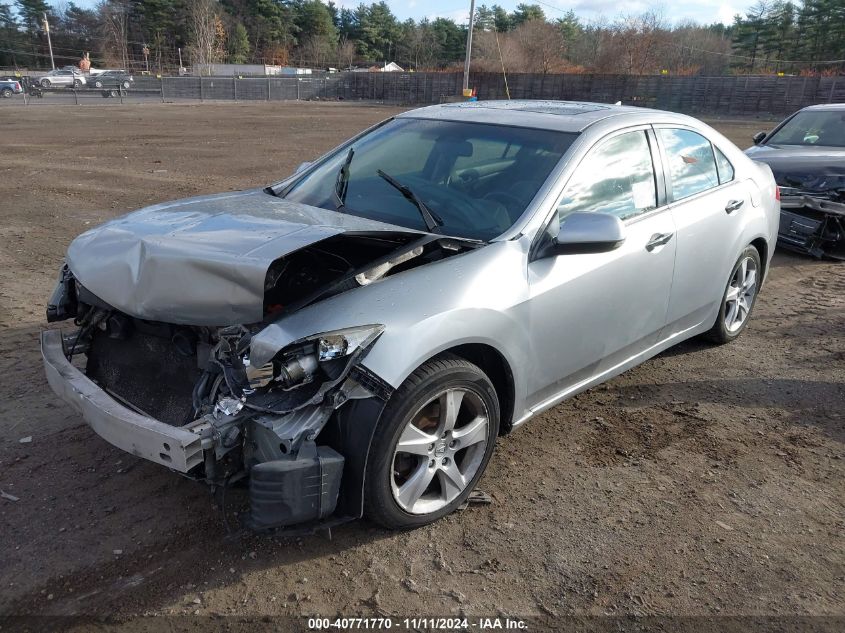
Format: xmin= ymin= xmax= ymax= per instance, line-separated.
xmin=364 ymin=354 xmax=500 ymax=530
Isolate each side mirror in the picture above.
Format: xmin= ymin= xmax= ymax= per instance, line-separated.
xmin=294 ymin=161 xmax=312 ymax=174
xmin=752 ymin=131 xmax=767 ymax=145
xmin=543 ymin=212 xmax=626 ymax=257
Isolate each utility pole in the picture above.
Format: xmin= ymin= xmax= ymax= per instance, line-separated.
xmin=43 ymin=12 xmax=55 ymax=70
xmin=462 ymin=0 xmax=476 ymax=94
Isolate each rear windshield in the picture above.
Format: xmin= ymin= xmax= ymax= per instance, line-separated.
xmin=282 ymin=118 xmax=577 ymax=241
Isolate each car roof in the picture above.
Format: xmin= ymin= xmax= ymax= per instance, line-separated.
xmin=399 ymin=100 xmax=692 ymax=133
xmin=802 ymin=103 xmax=845 ymax=112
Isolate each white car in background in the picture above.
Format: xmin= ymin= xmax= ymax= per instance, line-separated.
xmin=36 ymin=69 xmax=86 ymax=88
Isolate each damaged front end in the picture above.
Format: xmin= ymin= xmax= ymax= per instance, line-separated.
xmin=41 ymin=195 xmax=477 ymax=531
xmin=778 ymin=190 xmax=845 ymax=260
xmin=42 ymin=285 xmax=388 ymax=530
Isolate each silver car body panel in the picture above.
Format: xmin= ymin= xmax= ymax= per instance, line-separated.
xmin=58 ymin=101 xmax=779 ymax=437
xmin=253 ymin=104 xmax=779 ymax=427
xmin=41 ymin=329 xmax=204 ymax=472
xmin=65 ymin=189 xmax=422 ymax=325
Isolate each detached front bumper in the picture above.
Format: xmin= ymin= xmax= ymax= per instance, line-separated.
xmin=40 ymin=329 xmax=204 ymax=473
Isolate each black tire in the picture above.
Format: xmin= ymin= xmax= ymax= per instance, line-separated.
xmin=364 ymin=354 xmax=500 ymax=530
xmin=40 ymin=79 xmax=50 ymax=88
xmin=704 ymin=245 xmax=762 ymax=344
xmin=109 ymin=90 xmax=119 ymax=98
xmin=94 ymin=80 xmax=103 ymax=88
xmin=73 ymin=79 xmax=82 ymax=88
xmin=1 ymin=88 xmax=12 ymax=98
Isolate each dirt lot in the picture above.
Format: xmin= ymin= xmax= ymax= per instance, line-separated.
xmin=0 ymin=103 xmax=842 ymax=627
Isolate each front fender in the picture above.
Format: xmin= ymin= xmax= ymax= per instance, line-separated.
xmin=248 ymin=238 xmax=532 ymax=411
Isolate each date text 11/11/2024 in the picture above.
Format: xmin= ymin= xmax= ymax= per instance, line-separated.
xmin=307 ymin=617 xmax=529 ymax=630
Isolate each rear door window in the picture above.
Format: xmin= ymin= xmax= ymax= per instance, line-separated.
xmin=658 ymin=128 xmax=720 ymax=201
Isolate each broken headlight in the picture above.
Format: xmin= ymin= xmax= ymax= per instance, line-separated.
xmin=244 ymin=325 xmax=384 ymax=391
xmin=314 ymin=324 xmax=385 ymax=361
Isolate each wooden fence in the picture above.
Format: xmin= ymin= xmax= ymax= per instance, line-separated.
xmin=331 ymin=72 xmax=845 ymax=116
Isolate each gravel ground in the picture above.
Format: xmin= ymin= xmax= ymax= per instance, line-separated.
xmin=0 ymin=102 xmax=842 ymax=629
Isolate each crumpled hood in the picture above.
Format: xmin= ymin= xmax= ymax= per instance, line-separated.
xmin=66 ymin=188 xmax=416 ymax=325
xmin=745 ymin=144 xmax=845 ymax=199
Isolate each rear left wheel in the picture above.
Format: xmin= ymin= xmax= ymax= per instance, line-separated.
xmin=364 ymin=354 xmax=499 ymax=529
xmin=705 ymin=245 xmax=761 ymax=344
xmin=1 ymin=88 xmax=12 ymax=98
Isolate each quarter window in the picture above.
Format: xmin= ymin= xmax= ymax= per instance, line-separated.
xmin=659 ymin=128 xmax=720 ymax=200
xmin=557 ymin=130 xmax=657 ymax=221
xmin=714 ymin=147 xmax=734 ymax=184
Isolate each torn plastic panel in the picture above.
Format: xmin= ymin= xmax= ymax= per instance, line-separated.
xmin=778 ymin=193 xmax=845 ymax=260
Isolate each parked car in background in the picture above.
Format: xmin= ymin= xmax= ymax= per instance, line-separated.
xmin=42 ymin=101 xmax=779 ymax=532
xmin=35 ymin=69 xmax=86 ymax=88
xmin=745 ymin=104 xmax=845 ymax=259
xmin=0 ymin=77 xmax=24 ymax=98
xmin=88 ymin=70 xmax=133 ymax=90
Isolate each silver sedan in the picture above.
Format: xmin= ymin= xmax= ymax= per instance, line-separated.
xmin=42 ymin=101 xmax=779 ymax=531
xmin=36 ymin=69 xmax=86 ymax=88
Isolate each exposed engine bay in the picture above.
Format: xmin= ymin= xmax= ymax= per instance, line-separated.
xmin=44 ymin=229 xmax=476 ymax=531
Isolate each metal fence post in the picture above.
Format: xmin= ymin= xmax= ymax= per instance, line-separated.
xmin=119 ymin=83 xmax=124 ymax=104
xmin=73 ymin=87 xmax=79 ymax=105
xmin=297 ymin=78 xmax=300 ymax=100
xmin=233 ymin=76 xmax=237 ymax=101
xmin=160 ymin=77 xmax=165 ymax=103
xmin=267 ymin=76 xmax=271 ymax=101
xmin=200 ymin=76 xmax=204 ymax=102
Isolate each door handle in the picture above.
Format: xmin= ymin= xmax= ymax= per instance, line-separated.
xmin=725 ymin=199 xmax=744 ymax=214
xmin=645 ymin=232 xmax=673 ymax=251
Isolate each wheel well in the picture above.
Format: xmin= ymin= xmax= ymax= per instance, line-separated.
xmin=437 ymin=344 xmax=515 ymax=435
xmin=750 ymin=237 xmax=768 ymax=279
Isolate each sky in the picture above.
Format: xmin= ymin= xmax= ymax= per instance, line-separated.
xmin=344 ymin=1 xmax=749 ymax=26
xmin=69 ymin=0 xmax=753 ymax=27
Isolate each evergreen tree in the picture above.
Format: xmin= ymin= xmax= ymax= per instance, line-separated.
xmin=228 ymin=20 xmax=249 ymax=62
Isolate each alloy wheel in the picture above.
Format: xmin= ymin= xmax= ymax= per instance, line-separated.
xmin=391 ymin=387 xmax=489 ymax=515
xmin=724 ymin=256 xmax=757 ymax=333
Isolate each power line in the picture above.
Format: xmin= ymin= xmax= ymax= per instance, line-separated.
xmin=677 ymin=43 xmax=845 ymax=65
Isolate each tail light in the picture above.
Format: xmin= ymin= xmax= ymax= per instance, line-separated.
xmin=775 ymin=186 xmax=781 ymax=201
xmin=14 ymin=82 xmax=20 ymax=90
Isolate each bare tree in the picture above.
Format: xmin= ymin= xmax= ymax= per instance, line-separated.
xmin=337 ymin=38 xmax=356 ymax=70
xmin=298 ymin=34 xmax=335 ymax=69
xmin=514 ymin=20 xmax=565 ymax=74
xmin=99 ymin=0 xmax=130 ymax=70
xmin=187 ymin=0 xmax=226 ymax=73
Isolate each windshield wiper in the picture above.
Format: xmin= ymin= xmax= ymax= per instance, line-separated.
xmin=334 ymin=147 xmax=354 ymax=209
xmin=376 ymin=169 xmax=443 ymax=233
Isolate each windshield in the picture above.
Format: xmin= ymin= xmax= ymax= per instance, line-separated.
xmin=767 ymin=110 xmax=845 ymax=147
xmin=282 ymin=118 xmax=577 ymax=240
